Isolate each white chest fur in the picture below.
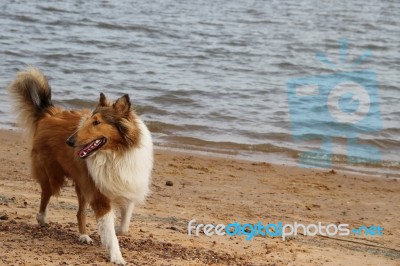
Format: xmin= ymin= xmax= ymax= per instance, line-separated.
xmin=86 ymin=119 xmax=153 ymax=204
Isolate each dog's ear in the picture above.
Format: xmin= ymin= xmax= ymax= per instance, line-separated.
xmin=113 ymin=94 xmax=131 ymax=116
xmin=98 ymin=92 xmax=110 ymax=107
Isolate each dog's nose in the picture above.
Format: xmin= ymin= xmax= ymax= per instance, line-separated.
xmin=66 ymin=135 xmax=76 ymax=147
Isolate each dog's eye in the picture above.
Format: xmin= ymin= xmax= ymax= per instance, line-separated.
xmin=92 ymin=120 xmax=100 ymax=126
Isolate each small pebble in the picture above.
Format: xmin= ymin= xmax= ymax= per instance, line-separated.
xmin=0 ymin=214 xmax=9 ymax=220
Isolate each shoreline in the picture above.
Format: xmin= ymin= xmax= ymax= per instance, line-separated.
xmin=0 ymin=129 xmax=399 ymax=265
xmin=153 ymin=135 xmax=400 ymax=179
xmin=1 ymin=123 xmax=398 ymax=178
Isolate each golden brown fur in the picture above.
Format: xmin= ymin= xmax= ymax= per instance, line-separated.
xmin=7 ymin=67 xmax=152 ymax=264
xmin=8 ymin=67 xmax=111 ymax=230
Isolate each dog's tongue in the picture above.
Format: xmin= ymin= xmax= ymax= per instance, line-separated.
xmin=78 ymin=139 xmax=102 ymax=158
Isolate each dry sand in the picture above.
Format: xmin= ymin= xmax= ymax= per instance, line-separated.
xmin=0 ymin=129 xmax=399 ymax=265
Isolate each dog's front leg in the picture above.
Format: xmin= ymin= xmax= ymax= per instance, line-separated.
xmin=92 ymin=193 xmax=125 ymax=265
xmin=97 ymin=211 xmax=125 ymax=265
xmin=116 ymin=201 xmax=134 ymax=235
xmin=75 ymin=184 xmax=93 ymax=244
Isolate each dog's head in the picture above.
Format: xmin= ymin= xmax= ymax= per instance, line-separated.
xmin=66 ymin=93 xmax=140 ymax=159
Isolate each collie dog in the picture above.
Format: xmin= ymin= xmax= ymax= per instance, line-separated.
xmin=8 ymin=67 xmax=153 ymax=265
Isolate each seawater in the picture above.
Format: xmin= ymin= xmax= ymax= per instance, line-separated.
xmin=0 ymin=0 xmax=399 ymax=176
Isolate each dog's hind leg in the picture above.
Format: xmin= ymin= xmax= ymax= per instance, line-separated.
xmin=75 ymin=184 xmax=93 ymax=244
xmin=32 ymin=156 xmax=66 ymax=226
xmin=32 ymin=162 xmax=51 ymax=227
xmin=116 ymin=201 xmax=134 ymax=235
xmin=36 ymin=179 xmax=51 ymax=226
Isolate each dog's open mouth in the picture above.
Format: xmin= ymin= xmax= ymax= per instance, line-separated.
xmin=77 ymin=138 xmax=106 ymax=159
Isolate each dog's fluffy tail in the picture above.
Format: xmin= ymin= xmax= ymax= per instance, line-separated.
xmin=8 ymin=67 xmax=53 ymax=139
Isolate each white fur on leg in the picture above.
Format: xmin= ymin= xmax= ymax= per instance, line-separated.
xmin=97 ymin=211 xmax=126 ymax=265
xmin=116 ymin=202 xmax=134 ymax=235
xmin=79 ymin=234 xmax=94 ymax=244
xmin=36 ymin=207 xmax=48 ymax=226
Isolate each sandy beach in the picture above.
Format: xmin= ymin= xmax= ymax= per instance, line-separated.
xmin=0 ymin=129 xmax=399 ymax=265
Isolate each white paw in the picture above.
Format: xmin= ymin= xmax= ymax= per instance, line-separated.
xmin=36 ymin=213 xmax=47 ymax=227
xmin=79 ymin=234 xmax=94 ymax=244
xmin=115 ymin=226 xmax=129 ymax=236
xmin=110 ymin=253 xmax=126 ymax=265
